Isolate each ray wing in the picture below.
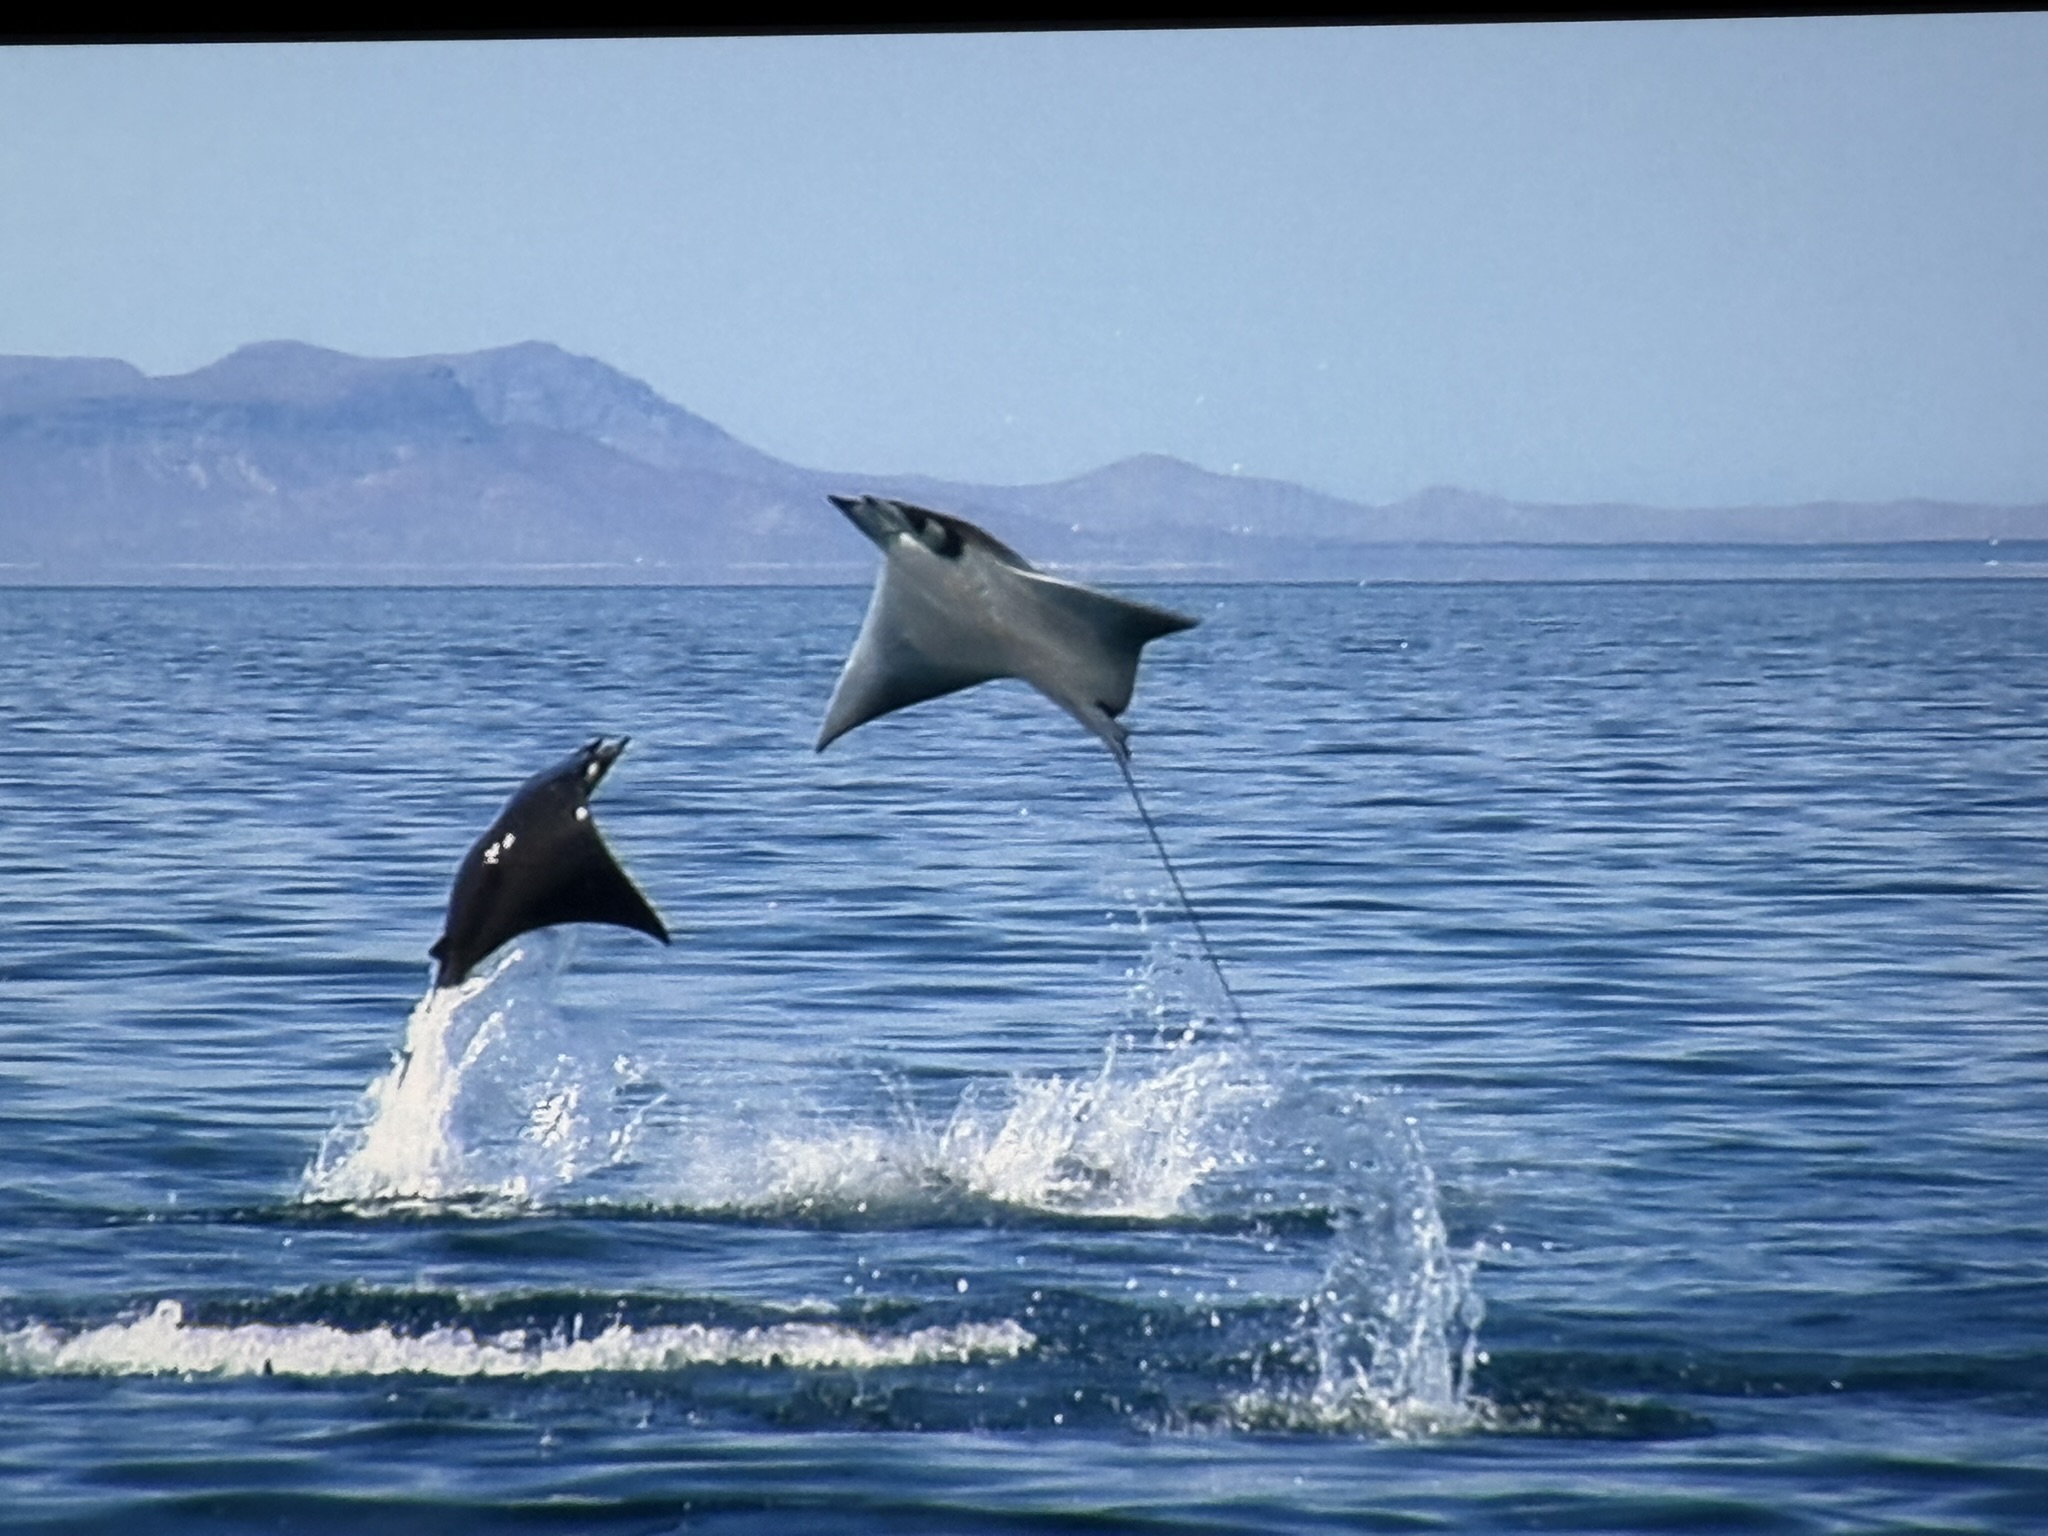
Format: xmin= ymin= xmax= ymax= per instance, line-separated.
xmin=1010 ymin=566 xmax=1198 ymax=718
xmin=509 ymin=822 xmax=669 ymax=946
xmin=991 ymin=567 xmax=1198 ymax=759
xmin=815 ymin=561 xmax=1006 ymax=749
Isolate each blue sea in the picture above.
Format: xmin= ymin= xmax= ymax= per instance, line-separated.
xmin=1 ymin=579 xmax=2044 ymax=1532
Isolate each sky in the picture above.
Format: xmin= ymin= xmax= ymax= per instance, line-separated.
xmin=2 ymin=19 xmax=2044 ymax=510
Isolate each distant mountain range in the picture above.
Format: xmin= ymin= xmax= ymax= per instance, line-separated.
xmin=3 ymin=341 xmax=2042 ymax=583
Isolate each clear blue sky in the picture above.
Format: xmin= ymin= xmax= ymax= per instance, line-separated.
xmin=2 ymin=20 xmax=2043 ymax=509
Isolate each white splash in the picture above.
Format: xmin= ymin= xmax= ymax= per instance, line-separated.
xmin=1233 ymin=1093 xmax=1486 ymax=1437
xmin=625 ymin=1034 xmax=1272 ymax=1223
xmin=0 ymin=1300 xmax=1035 ymax=1380
xmin=934 ymin=1039 xmax=1270 ymax=1217
xmin=300 ymin=937 xmax=650 ymax=1205
xmin=298 ymin=899 xmax=1271 ymax=1224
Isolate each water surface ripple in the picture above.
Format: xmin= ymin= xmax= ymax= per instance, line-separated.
xmin=1 ymin=581 xmax=2043 ymax=1531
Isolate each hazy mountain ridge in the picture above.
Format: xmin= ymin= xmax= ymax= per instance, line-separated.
xmin=3 ymin=342 xmax=2042 ymax=583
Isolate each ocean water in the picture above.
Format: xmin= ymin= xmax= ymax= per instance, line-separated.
xmin=1 ymin=579 xmax=2043 ymax=1532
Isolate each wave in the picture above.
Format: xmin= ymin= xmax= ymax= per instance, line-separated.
xmin=2 ymin=1285 xmax=1725 ymax=1441
xmin=0 ymin=1298 xmax=1033 ymax=1380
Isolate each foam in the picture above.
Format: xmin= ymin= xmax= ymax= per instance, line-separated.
xmin=1 ymin=1300 xmax=1035 ymax=1380
xmin=1223 ymin=1381 xmax=1485 ymax=1438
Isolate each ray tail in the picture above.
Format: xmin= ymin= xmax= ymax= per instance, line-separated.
xmin=1115 ymin=752 xmax=1249 ymax=1035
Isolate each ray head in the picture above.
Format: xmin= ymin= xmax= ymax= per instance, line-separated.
xmin=829 ymin=493 xmax=984 ymax=561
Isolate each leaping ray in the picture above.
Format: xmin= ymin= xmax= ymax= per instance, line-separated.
xmin=816 ymin=495 xmax=1197 ymax=763
xmin=815 ymin=494 xmax=1244 ymax=1030
xmin=428 ymin=736 xmax=669 ymax=989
